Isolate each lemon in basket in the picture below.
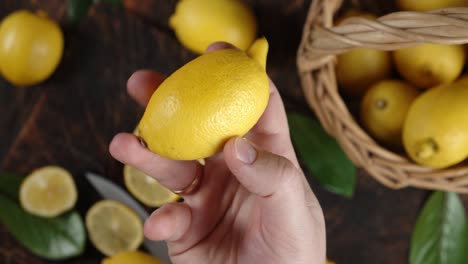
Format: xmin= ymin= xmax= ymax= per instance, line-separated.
xmin=124 ymin=165 xmax=180 ymax=207
xmin=403 ymin=79 xmax=468 ymax=168
xmin=397 ymin=0 xmax=468 ymax=11
xmin=393 ymin=44 xmax=465 ymax=89
xmin=19 ymin=166 xmax=77 ymax=218
xmin=86 ymin=200 xmax=144 ymax=256
xmin=360 ymin=80 xmax=420 ymax=147
xmin=335 ymin=11 xmax=392 ymax=97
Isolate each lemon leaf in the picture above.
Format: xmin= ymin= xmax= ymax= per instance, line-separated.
xmin=287 ymin=112 xmax=356 ymax=198
xmin=0 ymin=171 xmax=21 ymax=201
xmin=410 ymin=191 xmax=468 ymax=264
xmin=68 ymin=0 xmax=93 ymax=25
xmin=0 ymin=173 xmax=86 ymax=260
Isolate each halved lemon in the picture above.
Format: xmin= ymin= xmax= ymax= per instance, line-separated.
xmin=124 ymin=165 xmax=180 ymax=208
xmin=86 ymin=200 xmax=144 ymax=256
xmin=19 ymin=166 xmax=77 ymax=218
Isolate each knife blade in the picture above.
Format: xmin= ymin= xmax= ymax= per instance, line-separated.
xmin=85 ymin=172 xmax=172 ymax=264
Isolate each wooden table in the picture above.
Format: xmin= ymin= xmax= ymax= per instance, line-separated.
xmin=0 ymin=1 xmax=463 ymax=263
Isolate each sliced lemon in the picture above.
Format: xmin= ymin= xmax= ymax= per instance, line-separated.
xmin=19 ymin=165 xmax=77 ymax=218
xmin=86 ymin=200 xmax=144 ymax=256
xmin=102 ymin=250 xmax=163 ymax=264
xmin=124 ymin=165 xmax=180 ymax=208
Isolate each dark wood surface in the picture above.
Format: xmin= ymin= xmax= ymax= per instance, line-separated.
xmin=0 ymin=1 xmax=466 ymax=263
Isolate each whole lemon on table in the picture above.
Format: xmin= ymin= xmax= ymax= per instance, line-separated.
xmin=335 ymin=12 xmax=392 ymax=97
xmin=169 ymin=0 xmax=257 ymax=54
xmin=0 ymin=10 xmax=64 ymax=87
xmin=138 ymin=38 xmax=269 ymax=161
xmin=393 ymin=44 xmax=465 ymax=89
xmin=397 ymin=0 xmax=468 ymax=11
xmin=403 ymin=79 xmax=468 ymax=168
xmin=360 ymin=80 xmax=420 ymax=147
xmin=102 ymin=251 xmax=163 ymax=264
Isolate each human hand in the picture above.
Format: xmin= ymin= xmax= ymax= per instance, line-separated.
xmin=109 ymin=43 xmax=326 ymax=264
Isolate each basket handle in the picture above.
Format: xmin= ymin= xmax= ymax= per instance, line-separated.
xmin=297 ymin=0 xmax=468 ymax=73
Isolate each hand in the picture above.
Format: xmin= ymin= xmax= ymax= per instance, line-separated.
xmin=109 ymin=43 xmax=326 ymax=264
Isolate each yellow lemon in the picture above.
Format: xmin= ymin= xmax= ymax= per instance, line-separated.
xmin=393 ymin=44 xmax=465 ymax=89
xmin=124 ymin=165 xmax=180 ymax=207
xmin=397 ymin=0 xmax=468 ymax=11
xmin=335 ymin=11 xmax=392 ymax=97
xmin=86 ymin=200 xmax=144 ymax=256
xmin=138 ymin=38 xmax=269 ymax=160
xmin=0 ymin=10 xmax=64 ymax=87
xmin=403 ymin=80 xmax=468 ymax=168
xmin=19 ymin=166 xmax=77 ymax=218
xmin=169 ymin=0 xmax=257 ymax=54
xmin=102 ymin=250 xmax=163 ymax=264
xmin=337 ymin=49 xmax=393 ymax=97
xmin=360 ymin=80 xmax=420 ymax=147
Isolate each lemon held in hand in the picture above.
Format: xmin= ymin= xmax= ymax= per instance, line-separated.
xmin=170 ymin=0 xmax=257 ymax=54
xmin=360 ymin=80 xmax=420 ymax=147
xmin=0 ymin=10 xmax=64 ymax=87
xmin=403 ymin=79 xmax=468 ymax=168
xmin=138 ymin=38 xmax=270 ymax=161
xmin=393 ymin=44 xmax=465 ymax=89
xmin=19 ymin=166 xmax=77 ymax=218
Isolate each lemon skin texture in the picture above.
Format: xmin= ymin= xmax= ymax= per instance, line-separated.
xmin=169 ymin=0 xmax=257 ymax=54
xmin=360 ymin=80 xmax=420 ymax=147
xmin=403 ymin=81 xmax=468 ymax=168
xmin=0 ymin=10 xmax=64 ymax=87
xmin=139 ymin=46 xmax=269 ymax=160
xmin=393 ymin=44 xmax=465 ymax=89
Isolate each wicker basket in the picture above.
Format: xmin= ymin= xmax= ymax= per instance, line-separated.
xmin=297 ymin=0 xmax=468 ymax=193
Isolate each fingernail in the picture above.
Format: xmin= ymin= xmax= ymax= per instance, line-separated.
xmin=235 ymin=137 xmax=257 ymax=164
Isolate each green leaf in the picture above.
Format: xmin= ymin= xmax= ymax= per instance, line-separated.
xmin=0 ymin=172 xmax=22 ymax=201
xmin=68 ymin=0 xmax=93 ymax=25
xmin=410 ymin=191 xmax=468 ymax=264
xmin=0 ymin=173 xmax=86 ymax=260
xmin=287 ymin=112 xmax=356 ymax=198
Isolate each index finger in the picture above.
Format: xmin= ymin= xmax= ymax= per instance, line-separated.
xmin=127 ymin=70 xmax=166 ymax=106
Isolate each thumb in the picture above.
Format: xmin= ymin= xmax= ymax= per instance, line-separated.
xmin=223 ymin=137 xmax=302 ymax=197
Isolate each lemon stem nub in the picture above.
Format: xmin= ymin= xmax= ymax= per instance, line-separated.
xmin=247 ymin=37 xmax=269 ymax=70
xmin=375 ymin=99 xmax=387 ymax=109
xmin=197 ymin=159 xmax=206 ymax=166
xmin=416 ymin=139 xmax=438 ymax=160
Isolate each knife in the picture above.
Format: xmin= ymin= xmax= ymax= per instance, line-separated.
xmin=85 ymin=171 xmax=172 ymax=264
